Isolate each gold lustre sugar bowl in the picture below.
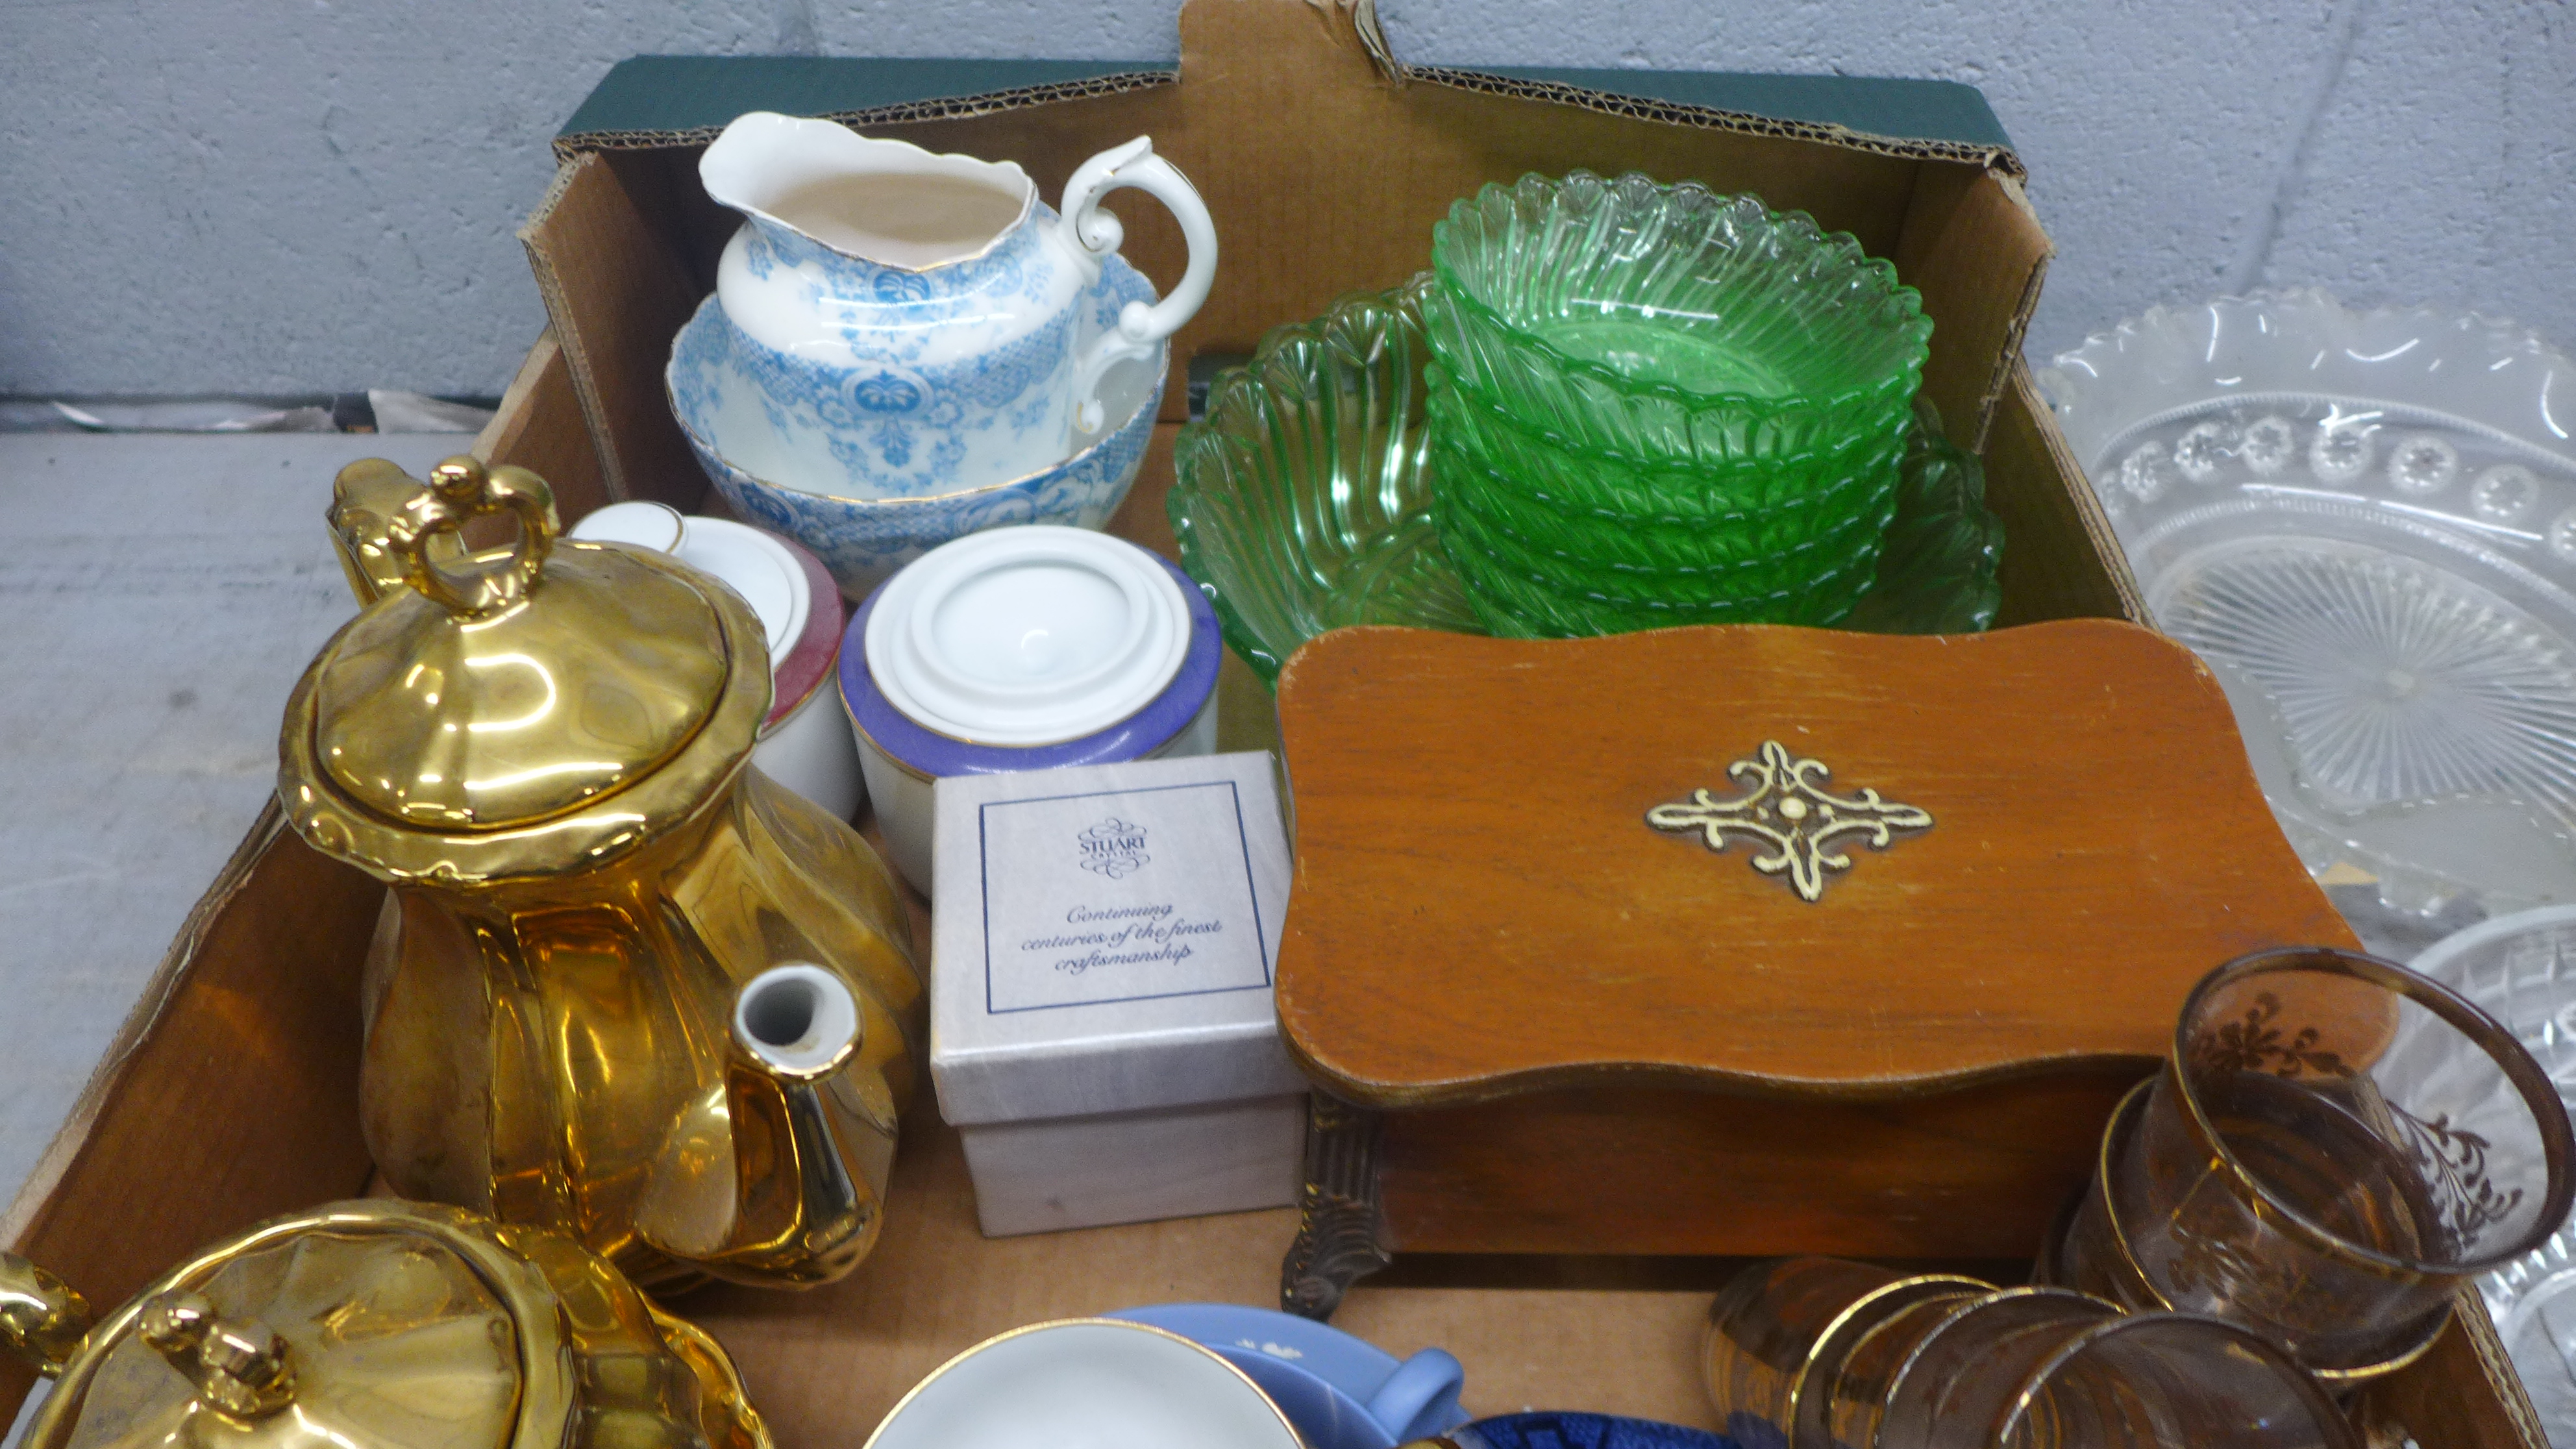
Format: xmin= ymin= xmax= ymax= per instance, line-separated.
xmin=283 ymin=456 xmax=922 ymax=1291
xmin=0 ymin=1200 xmax=769 ymax=1449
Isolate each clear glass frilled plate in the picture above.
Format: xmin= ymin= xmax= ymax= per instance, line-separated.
xmin=2036 ymin=290 xmax=2576 ymax=937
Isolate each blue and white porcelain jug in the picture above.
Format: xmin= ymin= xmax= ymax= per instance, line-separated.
xmin=699 ymin=112 xmax=1217 ymax=497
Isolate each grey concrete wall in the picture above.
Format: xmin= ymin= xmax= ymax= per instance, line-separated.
xmin=1 ymin=0 xmax=2568 ymax=397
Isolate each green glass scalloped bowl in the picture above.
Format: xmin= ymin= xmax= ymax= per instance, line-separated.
xmin=1426 ymin=373 xmax=1908 ymax=580
xmin=1435 ymin=476 xmax=1883 ymax=636
xmin=1170 ymin=279 xmax=2003 ymax=683
xmin=1431 ymin=437 xmax=1900 ymax=595
xmin=1426 ymin=358 xmax=1911 ymax=523
xmin=1424 ymin=171 xmax=1932 ymax=465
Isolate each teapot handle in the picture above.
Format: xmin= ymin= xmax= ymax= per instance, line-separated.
xmin=1059 ymin=138 xmax=1217 ymax=438
xmin=0 ymin=1252 xmax=88 ymax=1377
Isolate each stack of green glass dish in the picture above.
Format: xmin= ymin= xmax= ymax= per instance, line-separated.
xmin=1169 ymin=279 xmax=2003 ymax=687
xmin=1419 ymin=170 xmax=1935 ymax=637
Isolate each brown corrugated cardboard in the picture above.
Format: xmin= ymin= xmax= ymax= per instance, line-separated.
xmin=519 ymin=0 xmax=2048 ymax=512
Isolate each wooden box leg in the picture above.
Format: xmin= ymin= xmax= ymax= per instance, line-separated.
xmin=1281 ymin=1095 xmax=1391 ymax=1320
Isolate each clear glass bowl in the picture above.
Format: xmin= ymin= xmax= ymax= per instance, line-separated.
xmin=2407 ymin=905 xmax=2576 ymax=1445
xmin=1170 ymin=279 xmax=2002 ymax=680
xmin=1424 ymin=171 xmax=1931 ymax=465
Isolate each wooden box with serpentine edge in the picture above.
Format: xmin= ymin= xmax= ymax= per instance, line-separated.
xmin=1270 ymin=619 xmax=2361 ymax=1311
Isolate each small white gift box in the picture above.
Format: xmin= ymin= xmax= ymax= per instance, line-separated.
xmin=930 ymin=750 xmax=1305 ymax=1236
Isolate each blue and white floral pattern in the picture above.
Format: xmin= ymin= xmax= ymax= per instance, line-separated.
xmin=669 ymin=267 xmax=1165 ymax=599
xmin=714 ymin=204 xmax=1139 ymax=497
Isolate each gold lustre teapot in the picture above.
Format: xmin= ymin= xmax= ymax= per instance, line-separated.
xmin=282 ymin=456 xmax=921 ymax=1290
xmin=0 ymin=1200 xmax=769 ymax=1449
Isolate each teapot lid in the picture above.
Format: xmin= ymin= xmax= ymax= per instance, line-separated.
xmin=31 ymin=1205 xmax=560 ymax=1449
xmin=283 ymin=458 xmax=773 ymax=882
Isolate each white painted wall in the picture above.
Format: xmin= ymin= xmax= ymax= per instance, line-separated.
xmin=0 ymin=0 xmax=2567 ymax=397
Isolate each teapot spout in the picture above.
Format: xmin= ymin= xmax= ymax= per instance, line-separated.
xmin=633 ymin=963 xmax=888 ymax=1285
xmin=327 ymin=459 xmax=428 ymax=604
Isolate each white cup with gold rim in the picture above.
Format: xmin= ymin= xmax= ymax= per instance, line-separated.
xmin=863 ymin=1318 xmax=1302 ymax=1449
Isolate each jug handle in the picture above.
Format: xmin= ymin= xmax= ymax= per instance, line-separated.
xmin=1059 ymin=138 xmax=1218 ymax=438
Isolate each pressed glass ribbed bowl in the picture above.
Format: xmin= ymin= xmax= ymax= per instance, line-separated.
xmin=1428 ymin=366 xmax=1906 ymax=576
xmin=1437 ymin=477 xmax=1881 ymax=635
xmin=1430 ymin=436 xmax=1896 ymax=603
xmin=1424 ymin=171 xmax=1932 ymax=465
xmin=1170 ymin=279 xmax=2002 ymax=680
xmin=1435 ymin=438 xmax=1899 ymax=575
xmin=1169 ymin=279 xmax=1481 ymax=683
xmin=1426 ymin=358 xmax=1909 ymax=521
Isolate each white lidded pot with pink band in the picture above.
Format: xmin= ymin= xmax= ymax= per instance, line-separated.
xmin=841 ymin=526 xmax=1221 ymax=891
xmin=571 ymin=502 xmax=865 ymax=820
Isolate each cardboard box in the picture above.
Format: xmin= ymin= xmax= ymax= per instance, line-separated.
xmin=0 ymin=3 xmax=2543 ymax=1444
xmin=930 ymin=752 xmax=1306 ymax=1235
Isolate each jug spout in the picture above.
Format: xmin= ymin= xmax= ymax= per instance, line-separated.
xmin=699 ymin=112 xmax=1035 ymax=272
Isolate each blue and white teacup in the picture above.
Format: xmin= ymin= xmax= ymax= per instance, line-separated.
xmin=667 ymin=280 xmax=1163 ymax=601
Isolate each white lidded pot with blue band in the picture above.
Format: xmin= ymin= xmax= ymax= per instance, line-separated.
xmin=843 ymin=525 xmax=1222 ymax=891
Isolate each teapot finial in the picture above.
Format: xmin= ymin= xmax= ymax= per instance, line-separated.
xmin=138 ymin=1291 xmax=298 ymax=1422
xmin=0 ymin=1252 xmax=90 ymax=1377
xmin=385 ymin=456 xmax=560 ymax=617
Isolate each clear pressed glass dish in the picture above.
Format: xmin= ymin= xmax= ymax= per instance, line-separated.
xmin=1422 ymin=171 xmax=1931 ymax=465
xmin=2379 ymin=908 xmax=2576 ymax=1437
xmin=1170 ymin=278 xmax=2002 ymax=680
xmin=2037 ymin=290 xmax=2576 ymax=932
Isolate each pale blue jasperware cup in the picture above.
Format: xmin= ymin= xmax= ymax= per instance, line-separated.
xmin=1106 ymin=1303 xmax=1468 ymax=1449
